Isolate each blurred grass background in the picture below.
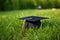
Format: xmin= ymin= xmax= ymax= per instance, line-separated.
xmin=0 ymin=0 xmax=60 ymax=11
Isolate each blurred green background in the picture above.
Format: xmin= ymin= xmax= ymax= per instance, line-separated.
xmin=0 ymin=0 xmax=60 ymax=11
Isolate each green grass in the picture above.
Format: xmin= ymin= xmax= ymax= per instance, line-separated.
xmin=0 ymin=9 xmax=60 ymax=40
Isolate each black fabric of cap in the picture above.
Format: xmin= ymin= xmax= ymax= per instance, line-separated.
xmin=19 ymin=16 xmax=48 ymax=22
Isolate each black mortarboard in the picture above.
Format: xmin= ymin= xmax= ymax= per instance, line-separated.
xmin=19 ymin=16 xmax=47 ymax=21
xmin=19 ymin=16 xmax=48 ymax=28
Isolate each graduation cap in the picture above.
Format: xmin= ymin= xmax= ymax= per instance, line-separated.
xmin=19 ymin=16 xmax=48 ymax=29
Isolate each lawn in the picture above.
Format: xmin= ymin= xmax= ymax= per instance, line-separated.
xmin=0 ymin=9 xmax=60 ymax=40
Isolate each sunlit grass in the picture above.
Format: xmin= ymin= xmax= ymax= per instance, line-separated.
xmin=0 ymin=9 xmax=60 ymax=40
